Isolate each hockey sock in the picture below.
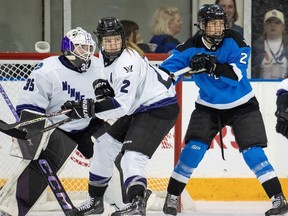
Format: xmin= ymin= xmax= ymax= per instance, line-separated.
xmin=127 ymin=184 xmax=145 ymax=202
xmin=167 ymin=177 xmax=186 ymax=196
xmin=88 ymin=184 xmax=108 ymax=197
xmin=171 ymin=140 xmax=207 ymax=183
xmin=262 ymin=177 xmax=283 ymax=198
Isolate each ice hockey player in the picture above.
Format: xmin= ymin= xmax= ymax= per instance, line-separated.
xmin=158 ymin=4 xmax=288 ymax=216
xmin=60 ymin=16 xmax=179 ymax=216
xmin=0 ymin=27 xmax=122 ymax=216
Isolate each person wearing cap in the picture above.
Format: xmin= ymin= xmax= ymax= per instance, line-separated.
xmin=252 ymin=9 xmax=288 ymax=79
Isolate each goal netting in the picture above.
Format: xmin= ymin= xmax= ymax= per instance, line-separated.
xmin=0 ymin=53 xmax=185 ymax=214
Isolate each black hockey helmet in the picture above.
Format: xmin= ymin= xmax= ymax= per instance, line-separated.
xmin=197 ymin=4 xmax=227 ymax=46
xmin=94 ymin=17 xmax=126 ymax=60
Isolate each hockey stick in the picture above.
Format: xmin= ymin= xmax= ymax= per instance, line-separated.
xmin=0 ymin=117 xmax=73 ymax=140
xmin=170 ymin=66 xmax=206 ymax=77
xmin=0 ymin=84 xmax=20 ymax=122
xmin=0 ymin=109 xmax=72 ymax=131
xmin=25 ymin=117 xmax=73 ymax=140
xmin=37 ymin=156 xmax=75 ymax=214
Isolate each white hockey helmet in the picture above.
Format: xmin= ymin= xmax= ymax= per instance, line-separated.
xmin=61 ymin=27 xmax=96 ymax=71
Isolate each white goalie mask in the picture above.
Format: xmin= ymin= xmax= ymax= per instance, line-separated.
xmin=61 ymin=27 xmax=96 ymax=72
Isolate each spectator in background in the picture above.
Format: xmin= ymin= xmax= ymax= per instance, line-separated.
xmin=215 ymin=0 xmax=243 ymax=35
xmin=149 ymin=6 xmax=183 ymax=54
xmin=120 ymin=20 xmax=150 ymax=53
xmin=252 ymin=9 xmax=288 ymax=79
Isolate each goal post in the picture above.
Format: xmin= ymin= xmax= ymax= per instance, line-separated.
xmin=0 ymin=52 xmax=183 ymax=212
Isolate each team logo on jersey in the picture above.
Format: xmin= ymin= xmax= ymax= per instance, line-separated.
xmin=34 ymin=62 xmax=44 ymax=71
xmin=123 ymin=65 xmax=133 ymax=73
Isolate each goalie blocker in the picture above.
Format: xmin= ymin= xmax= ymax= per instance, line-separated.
xmin=0 ymin=110 xmax=108 ymax=216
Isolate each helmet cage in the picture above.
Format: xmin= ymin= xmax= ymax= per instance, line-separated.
xmin=198 ymin=4 xmax=228 ymax=46
xmin=61 ymin=27 xmax=96 ymax=67
xmin=95 ymin=17 xmax=126 ymax=60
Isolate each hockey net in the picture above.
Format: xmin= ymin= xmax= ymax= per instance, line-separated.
xmin=0 ymin=53 xmax=183 ymax=213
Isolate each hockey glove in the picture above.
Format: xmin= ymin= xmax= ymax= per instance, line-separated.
xmin=275 ymin=92 xmax=288 ymax=138
xmin=189 ymin=53 xmax=217 ymax=74
xmin=61 ymin=99 xmax=95 ymax=119
xmin=93 ymin=79 xmax=114 ymax=101
xmin=275 ymin=105 xmax=288 ymax=138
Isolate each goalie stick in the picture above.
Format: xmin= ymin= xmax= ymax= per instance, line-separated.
xmin=0 ymin=117 xmax=73 ymax=140
xmin=25 ymin=117 xmax=73 ymax=140
xmin=0 ymin=109 xmax=72 ymax=131
xmin=37 ymin=156 xmax=76 ymax=214
xmin=0 ymin=84 xmax=76 ymax=215
xmin=170 ymin=66 xmax=206 ymax=77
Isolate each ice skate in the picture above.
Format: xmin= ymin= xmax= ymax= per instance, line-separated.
xmin=68 ymin=196 xmax=104 ymax=216
xmin=163 ymin=193 xmax=178 ymax=215
xmin=265 ymin=193 xmax=288 ymax=216
xmin=110 ymin=189 xmax=152 ymax=216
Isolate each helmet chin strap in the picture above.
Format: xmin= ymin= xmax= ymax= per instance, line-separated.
xmin=202 ymin=34 xmax=223 ymax=50
xmin=66 ymin=55 xmax=89 ymax=72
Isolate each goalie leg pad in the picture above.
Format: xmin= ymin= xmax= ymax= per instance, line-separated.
xmin=15 ymin=128 xmax=77 ymax=216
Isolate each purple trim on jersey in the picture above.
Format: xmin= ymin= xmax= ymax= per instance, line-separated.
xmin=134 ymin=96 xmax=178 ymax=114
xmin=16 ymin=104 xmax=46 ymax=117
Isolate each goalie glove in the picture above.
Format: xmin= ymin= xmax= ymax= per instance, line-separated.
xmin=61 ymin=99 xmax=95 ymax=119
xmin=93 ymin=79 xmax=115 ymax=101
xmin=189 ymin=53 xmax=217 ymax=74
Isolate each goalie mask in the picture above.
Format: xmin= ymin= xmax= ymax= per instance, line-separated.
xmin=197 ymin=4 xmax=227 ymax=46
xmin=61 ymin=27 xmax=96 ymax=72
xmin=95 ymin=17 xmax=126 ymax=60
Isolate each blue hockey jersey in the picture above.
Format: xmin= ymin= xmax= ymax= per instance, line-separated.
xmin=160 ymin=30 xmax=254 ymax=109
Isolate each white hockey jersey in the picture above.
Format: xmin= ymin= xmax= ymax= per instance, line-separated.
xmin=16 ymin=55 xmax=104 ymax=132
xmin=96 ymin=49 xmax=177 ymax=120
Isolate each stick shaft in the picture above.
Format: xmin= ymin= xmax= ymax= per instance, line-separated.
xmin=172 ymin=67 xmax=206 ymax=77
xmin=0 ymin=84 xmax=20 ymax=122
xmin=25 ymin=117 xmax=73 ymax=139
xmin=0 ymin=109 xmax=71 ymax=131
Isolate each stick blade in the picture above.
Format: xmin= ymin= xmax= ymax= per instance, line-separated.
xmin=0 ymin=119 xmax=27 ymax=139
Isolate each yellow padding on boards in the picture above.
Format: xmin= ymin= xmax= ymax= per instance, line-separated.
xmin=185 ymin=178 xmax=288 ymax=201
xmin=2 ymin=177 xmax=287 ymax=200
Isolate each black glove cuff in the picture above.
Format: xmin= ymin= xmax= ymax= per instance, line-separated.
xmin=276 ymin=110 xmax=288 ymax=121
xmin=276 ymin=93 xmax=288 ymax=107
xmin=214 ymin=63 xmax=238 ymax=80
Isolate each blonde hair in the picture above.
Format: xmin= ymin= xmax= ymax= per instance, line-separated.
xmin=125 ymin=41 xmax=145 ymax=58
xmin=151 ymin=6 xmax=180 ymax=35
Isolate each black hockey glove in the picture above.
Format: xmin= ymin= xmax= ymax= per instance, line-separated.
xmin=61 ymin=99 xmax=95 ymax=119
xmin=93 ymin=79 xmax=114 ymax=101
xmin=275 ymin=105 xmax=288 ymax=138
xmin=189 ymin=53 xmax=217 ymax=74
xmin=275 ymin=93 xmax=288 ymax=138
xmin=276 ymin=118 xmax=288 ymax=139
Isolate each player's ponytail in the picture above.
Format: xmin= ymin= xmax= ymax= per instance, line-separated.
xmin=126 ymin=41 xmax=145 ymax=58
